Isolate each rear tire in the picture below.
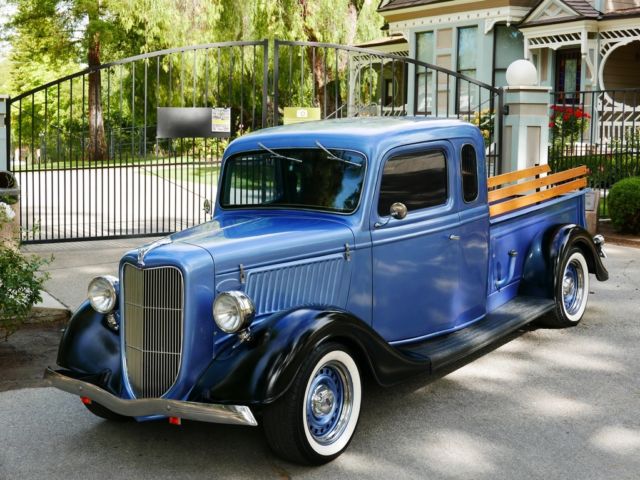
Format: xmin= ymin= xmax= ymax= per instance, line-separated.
xmin=263 ymin=342 xmax=362 ymax=465
xmin=540 ymin=247 xmax=590 ymax=328
xmin=83 ymin=401 xmax=130 ymax=422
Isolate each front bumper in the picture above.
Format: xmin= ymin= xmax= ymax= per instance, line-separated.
xmin=44 ymin=368 xmax=258 ymax=427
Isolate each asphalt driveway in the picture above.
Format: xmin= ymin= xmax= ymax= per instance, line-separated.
xmin=1 ymin=244 xmax=638 ymax=479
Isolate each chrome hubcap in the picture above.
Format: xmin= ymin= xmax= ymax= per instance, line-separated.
xmin=563 ymin=276 xmax=575 ymax=296
xmin=562 ymin=259 xmax=585 ymax=316
xmin=311 ymin=385 xmax=336 ymax=416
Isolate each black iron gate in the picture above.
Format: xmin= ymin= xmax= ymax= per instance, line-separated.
xmin=7 ymin=40 xmax=269 ymax=243
xmin=7 ymin=39 xmax=502 ymax=243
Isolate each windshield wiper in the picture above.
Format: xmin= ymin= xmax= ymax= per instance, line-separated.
xmin=315 ymin=141 xmax=363 ymax=168
xmin=258 ymin=142 xmax=302 ymax=163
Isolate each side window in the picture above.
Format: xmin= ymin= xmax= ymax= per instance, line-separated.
xmin=461 ymin=144 xmax=478 ymax=202
xmin=377 ymin=150 xmax=447 ymax=216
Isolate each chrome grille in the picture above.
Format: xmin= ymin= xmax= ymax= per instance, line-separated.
xmin=123 ymin=264 xmax=183 ymax=398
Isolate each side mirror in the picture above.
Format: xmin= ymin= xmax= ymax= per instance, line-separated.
xmin=389 ymin=202 xmax=408 ymax=220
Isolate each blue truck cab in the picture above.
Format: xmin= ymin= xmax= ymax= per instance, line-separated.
xmin=47 ymin=117 xmax=608 ymax=465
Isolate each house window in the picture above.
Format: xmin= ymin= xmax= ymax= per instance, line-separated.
xmin=555 ymin=48 xmax=581 ymax=101
xmin=416 ymin=31 xmax=435 ymax=114
xmin=457 ymin=26 xmax=477 ymax=112
xmin=377 ymin=150 xmax=447 ymax=216
xmin=493 ymin=25 xmax=524 ymax=88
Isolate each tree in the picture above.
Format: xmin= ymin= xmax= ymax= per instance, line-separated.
xmin=4 ymin=0 xmax=142 ymax=161
xmin=3 ymin=0 xmax=384 ymax=161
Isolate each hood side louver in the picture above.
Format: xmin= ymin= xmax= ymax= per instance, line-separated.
xmin=245 ymin=254 xmax=348 ymax=315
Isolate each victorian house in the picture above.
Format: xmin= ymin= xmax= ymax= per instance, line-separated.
xmin=367 ymin=0 xmax=640 ymax=142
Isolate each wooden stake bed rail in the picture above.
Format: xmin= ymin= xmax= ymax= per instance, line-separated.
xmin=488 ymin=164 xmax=588 ymax=218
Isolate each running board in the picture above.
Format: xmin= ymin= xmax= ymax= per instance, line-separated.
xmin=398 ymin=296 xmax=554 ymax=372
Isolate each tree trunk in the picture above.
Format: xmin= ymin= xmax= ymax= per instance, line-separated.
xmin=301 ymin=0 xmax=362 ymax=116
xmin=87 ymin=29 xmax=108 ymax=162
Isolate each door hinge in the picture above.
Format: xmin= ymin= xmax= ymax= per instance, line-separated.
xmin=344 ymin=243 xmax=352 ymax=261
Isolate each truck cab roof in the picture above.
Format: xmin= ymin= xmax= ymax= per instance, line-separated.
xmin=224 ymin=117 xmax=482 ymax=162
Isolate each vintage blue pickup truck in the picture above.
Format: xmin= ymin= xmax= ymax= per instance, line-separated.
xmin=46 ymin=117 xmax=608 ymax=465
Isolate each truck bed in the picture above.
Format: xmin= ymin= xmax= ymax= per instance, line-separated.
xmin=487 ymin=189 xmax=587 ymax=312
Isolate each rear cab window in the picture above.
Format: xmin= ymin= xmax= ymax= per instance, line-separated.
xmin=460 ymin=144 xmax=478 ymax=203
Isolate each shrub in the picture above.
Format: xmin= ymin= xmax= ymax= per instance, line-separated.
xmin=0 ymin=204 xmax=50 ymax=340
xmin=608 ymin=176 xmax=640 ymax=234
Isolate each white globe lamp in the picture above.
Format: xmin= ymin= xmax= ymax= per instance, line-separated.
xmin=505 ymin=60 xmax=538 ymax=87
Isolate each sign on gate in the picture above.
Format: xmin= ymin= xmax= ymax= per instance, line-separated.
xmin=157 ymin=107 xmax=232 ymax=138
xmin=283 ymin=107 xmax=321 ymax=125
xmin=211 ymin=108 xmax=232 ymax=134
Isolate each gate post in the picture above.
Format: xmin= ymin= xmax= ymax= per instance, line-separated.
xmin=501 ymin=61 xmax=551 ymax=173
xmin=502 ymin=86 xmax=551 ymax=173
xmin=0 ymin=95 xmax=8 ymax=171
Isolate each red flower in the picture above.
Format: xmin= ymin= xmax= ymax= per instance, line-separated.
xmin=563 ymin=113 xmax=571 ymax=121
xmin=549 ymin=121 xmax=556 ymax=128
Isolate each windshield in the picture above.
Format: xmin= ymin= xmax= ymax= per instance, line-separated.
xmin=220 ymin=148 xmax=366 ymax=213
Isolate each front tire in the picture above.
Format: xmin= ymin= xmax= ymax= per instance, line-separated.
xmin=263 ymin=343 xmax=362 ymax=465
xmin=541 ymin=247 xmax=590 ymax=328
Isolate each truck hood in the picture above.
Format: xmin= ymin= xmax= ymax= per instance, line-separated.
xmin=169 ymin=214 xmax=355 ymax=274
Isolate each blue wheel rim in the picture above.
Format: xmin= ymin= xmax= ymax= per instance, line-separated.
xmin=562 ymin=257 xmax=585 ymax=316
xmin=305 ymin=360 xmax=352 ymax=445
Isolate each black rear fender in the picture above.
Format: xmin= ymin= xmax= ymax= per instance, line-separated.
xmin=520 ymin=224 xmax=609 ymax=298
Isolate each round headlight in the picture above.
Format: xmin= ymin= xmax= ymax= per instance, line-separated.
xmin=88 ymin=275 xmax=118 ymax=314
xmin=213 ymin=291 xmax=255 ymax=333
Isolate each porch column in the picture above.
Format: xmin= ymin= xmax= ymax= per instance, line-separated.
xmin=0 ymin=95 xmax=8 ymax=171
xmin=501 ymin=61 xmax=551 ymax=173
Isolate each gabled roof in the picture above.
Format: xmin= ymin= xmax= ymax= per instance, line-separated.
xmin=377 ymin=0 xmax=452 ymax=12
xmin=519 ymin=0 xmax=601 ymax=27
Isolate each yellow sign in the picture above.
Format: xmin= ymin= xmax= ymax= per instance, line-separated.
xmin=283 ymin=107 xmax=321 ymax=125
xmin=211 ymin=108 xmax=231 ymax=134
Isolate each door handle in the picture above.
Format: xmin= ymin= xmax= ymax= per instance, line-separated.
xmin=449 ymin=234 xmax=461 ymax=241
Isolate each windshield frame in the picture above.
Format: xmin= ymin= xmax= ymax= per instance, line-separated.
xmin=218 ymin=147 xmax=369 ymax=216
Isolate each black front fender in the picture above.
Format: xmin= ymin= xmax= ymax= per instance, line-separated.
xmin=56 ymin=301 xmax=122 ymax=395
xmin=190 ymin=309 xmax=428 ymax=407
xmin=520 ymin=224 xmax=609 ymax=298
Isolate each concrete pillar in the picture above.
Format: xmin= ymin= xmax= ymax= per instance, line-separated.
xmin=501 ymin=85 xmax=551 ymax=173
xmin=0 ymin=95 xmax=8 ymax=171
